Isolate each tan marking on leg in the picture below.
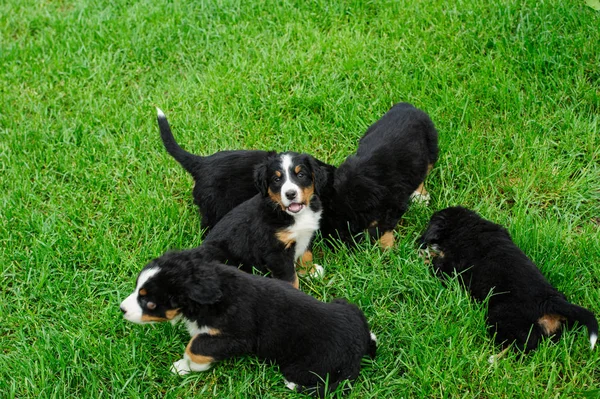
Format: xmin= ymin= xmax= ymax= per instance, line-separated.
xmin=185 ymin=338 xmax=215 ymax=365
xmin=296 ymin=250 xmax=314 ymax=276
xmin=427 ymin=163 xmax=434 ymax=174
xmin=291 ymin=273 xmax=299 ymax=289
xmin=537 ymin=314 xmax=566 ymax=335
xmin=414 ymin=181 xmax=428 ymax=196
xmin=379 ymin=231 xmax=395 ymax=249
xmin=276 ymin=230 xmax=296 ymax=249
xmin=268 ymin=188 xmax=285 ymax=211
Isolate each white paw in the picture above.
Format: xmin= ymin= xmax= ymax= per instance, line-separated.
xmin=308 ymin=264 xmax=324 ymax=278
xmin=284 ymin=379 xmax=297 ymax=391
xmin=410 ymin=190 xmax=430 ymax=205
xmin=171 ymin=359 xmax=191 ymax=375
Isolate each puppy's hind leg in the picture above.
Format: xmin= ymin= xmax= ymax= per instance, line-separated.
xmin=410 ymin=163 xmax=434 ymax=205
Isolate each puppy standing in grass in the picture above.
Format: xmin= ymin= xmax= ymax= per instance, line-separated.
xmin=157 ymin=108 xmax=274 ymax=231
xmin=420 ymin=206 xmax=598 ymax=356
xmin=119 ymin=258 xmax=377 ymax=397
xmin=320 ymin=102 xmax=439 ymax=249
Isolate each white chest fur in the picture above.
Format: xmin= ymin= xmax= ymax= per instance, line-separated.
xmin=284 ymin=208 xmax=322 ymax=260
xmin=184 ymin=319 xmax=212 ymax=337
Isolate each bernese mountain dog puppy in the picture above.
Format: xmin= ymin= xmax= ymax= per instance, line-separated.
xmin=320 ymin=102 xmax=439 ymax=249
xmin=419 ymin=206 xmax=598 ymax=356
xmin=160 ymin=151 xmax=326 ymax=287
xmin=119 ymin=258 xmax=377 ymax=397
xmin=156 ymin=108 xmax=274 ymax=231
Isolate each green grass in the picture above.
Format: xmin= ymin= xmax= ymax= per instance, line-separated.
xmin=1 ymin=0 xmax=599 ymax=397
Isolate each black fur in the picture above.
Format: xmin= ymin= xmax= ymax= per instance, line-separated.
xmin=124 ymin=257 xmax=376 ymax=397
xmin=157 ymin=109 xmax=275 ymax=231
xmin=320 ymin=102 xmax=439 ymax=246
xmin=419 ymin=206 xmax=598 ymax=352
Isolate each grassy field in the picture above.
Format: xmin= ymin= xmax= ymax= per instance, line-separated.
xmin=1 ymin=0 xmax=599 ymax=397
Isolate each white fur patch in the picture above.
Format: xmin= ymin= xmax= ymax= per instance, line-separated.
xmin=120 ymin=267 xmax=160 ymax=324
xmin=280 ymin=154 xmax=302 ymax=208
xmin=184 ymin=319 xmax=213 ymax=337
xmin=170 ymin=353 xmax=213 ymax=375
xmin=590 ymin=333 xmax=597 ymax=350
xmin=370 ymin=332 xmax=378 ymax=343
xmin=280 ymin=206 xmax=322 ymax=260
xmin=410 ymin=190 xmax=430 ymax=205
xmin=156 ymin=107 xmax=165 ymax=118
xmin=284 ymin=379 xmax=297 ymax=391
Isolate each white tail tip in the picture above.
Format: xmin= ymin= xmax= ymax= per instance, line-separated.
xmin=156 ymin=107 xmax=165 ymax=118
xmin=591 ymin=333 xmax=597 ymax=350
xmin=370 ymin=332 xmax=378 ymax=343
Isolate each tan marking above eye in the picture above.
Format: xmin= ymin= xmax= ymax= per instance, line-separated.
xmin=139 ymin=288 xmax=147 ymax=296
xmin=147 ymin=302 xmax=156 ymax=310
xmin=275 ymin=170 xmax=282 ymax=178
xmin=294 ymin=165 xmax=301 ymax=174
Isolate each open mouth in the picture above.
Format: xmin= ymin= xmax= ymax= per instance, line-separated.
xmin=286 ymin=202 xmax=305 ymax=214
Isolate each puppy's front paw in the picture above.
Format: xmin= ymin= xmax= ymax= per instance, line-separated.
xmin=308 ymin=264 xmax=324 ymax=278
xmin=171 ymin=358 xmax=191 ymax=375
xmin=284 ymin=379 xmax=298 ymax=391
xmin=410 ymin=190 xmax=430 ymax=205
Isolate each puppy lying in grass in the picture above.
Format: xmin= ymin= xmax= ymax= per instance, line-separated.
xmin=419 ymin=206 xmax=598 ymax=356
xmin=120 ymin=258 xmax=377 ymax=397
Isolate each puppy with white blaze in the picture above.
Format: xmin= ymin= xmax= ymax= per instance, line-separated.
xmin=120 ymin=259 xmax=377 ymax=397
xmin=420 ymin=206 xmax=598 ymax=356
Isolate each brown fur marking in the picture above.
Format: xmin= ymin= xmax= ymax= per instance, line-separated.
xmin=300 ymin=183 xmax=314 ymax=205
xmin=165 ymin=309 xmax=180 ymax=320
xmin=537 ymin=314 xmax=565 ymax=335
xmin=275 ymin=170 xmax=282 ymax=177
xmin=296 ymin=250 xmax=314 ymax=275
xmin=268 ymin=188 xmax=285 ymax=210
xmin=276 ymin=230 xmax=296 ymax=249
xmin=139 ymin=288 xmax=147 ymax=296
xmin=141 ymin=314 xmax=167 ymax=322
xmin=295 ymin=165 xmax=301 ymax=174
xmin=414 ymin=181 xmax=428 ymax=196
xmin=427 ymin=163 xmax=434 ymax=174
xmin=291 ymin=273 xmax=299 ymax=289
xmin=185 ymin=338 xmax=215 ymax=365
xmin=379 ymin=231 xmax=395 ymax=249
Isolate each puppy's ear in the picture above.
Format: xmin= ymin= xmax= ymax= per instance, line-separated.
xmin=419 ymin=213 xmax=447 ymax=248
xmin=308 ymin=156 xmax=328 ymax=196
xmin=186 ymin=265 xmax=222 ymax=305
xmin=254 ymin=162 xmax=269 ymax=197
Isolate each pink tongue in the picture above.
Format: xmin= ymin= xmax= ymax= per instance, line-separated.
xmin=288 ymin=203 xmax=303 ymax=212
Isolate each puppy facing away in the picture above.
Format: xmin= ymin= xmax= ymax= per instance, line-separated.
xmin=419 ymin=206 xmax=598 ymax=354
xmin=156 ymin=108 xmax=274 ymax=231
xmin=172 ymin=151 xmax=326 ymax=287
xmin=320 ymin=102 xmax=439 ymax=249
xmin=119 ymin=258 xmax=377 ymax=397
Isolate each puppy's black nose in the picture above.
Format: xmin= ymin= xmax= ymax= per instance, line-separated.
xmin=285 ymin=190 xmax=297 ymax=200
xmin=120 ymin=306 xmax=127 ymax=314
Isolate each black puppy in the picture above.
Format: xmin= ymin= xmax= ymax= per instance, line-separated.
xmin=419 ymin=206 xmax=598 ymax=355
xmin=157 ymin=108 xmax=274 ymax=231
xmin=119 ymin=257 xmax=377 ymax=397
xmin=164 ymin=151 xmax=326 ymax=287
xmin=320 ymin=102 xmax=439 ymax=249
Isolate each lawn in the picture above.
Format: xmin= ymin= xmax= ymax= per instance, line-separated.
xmin=1 ymin=0 xmax=599 ymax=397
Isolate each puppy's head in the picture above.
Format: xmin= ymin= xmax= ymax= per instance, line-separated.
xmin=119 ymin=254 xmax=222 ymax=324
xmin=254 ymin=152 xmax=327 ymax=215
xmin=419 ymin=206 xmax=479 ymax=249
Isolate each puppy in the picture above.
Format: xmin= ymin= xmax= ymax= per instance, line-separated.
xmin=320 ymin=102 xmax=439 ymax=249
xmin=157 ymin=108 xmax=274 ymax=231
xmin=419 ymin=206 xmax=598 ymax=353
xmin=170 ymin=151 xmax=326 ymax=287
xmin=119 ymin=258 xmax=377 ymax=397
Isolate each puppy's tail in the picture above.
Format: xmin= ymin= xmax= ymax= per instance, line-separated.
xmin=156 ymin=108 xmax=204 ymax=178
xmin=548 ymin=297 xmax=598 ymax=350
xmin=368 ymin=331 xmax=378 ymax=359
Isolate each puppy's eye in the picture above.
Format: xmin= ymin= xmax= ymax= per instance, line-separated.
xmin=297 ymin=172 xmax=305 ymax=178
xmin=147 ymin=302 xmax=156 ymax=310
xmin=272 ymin=176 xmax=281 ymax=183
